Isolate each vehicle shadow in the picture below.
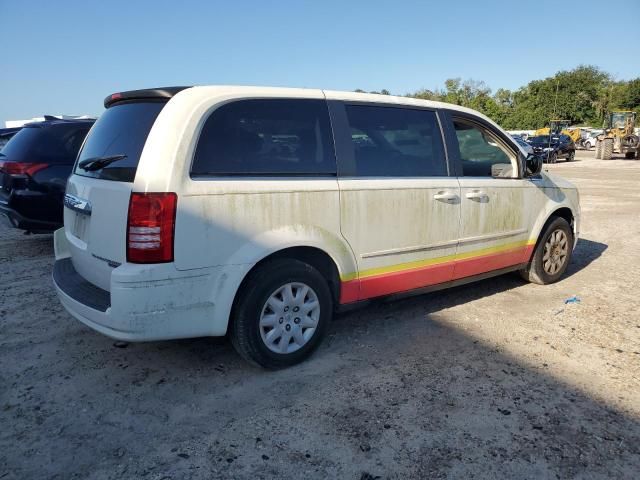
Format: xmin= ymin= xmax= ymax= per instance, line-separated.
xmin=564 ymin=237 xmax=607 ymax=278
xmin=6 ymin=232 xmax=634 ymax=479
xmin=14 ymin=286 xmax=637 ymax=479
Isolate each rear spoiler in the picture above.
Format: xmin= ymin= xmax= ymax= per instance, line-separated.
xmin=104 ymin=86 xmax=192 ymax=108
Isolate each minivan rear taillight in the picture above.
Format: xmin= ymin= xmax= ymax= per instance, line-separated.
xmin=126 ymin=192 xmax=177 ymax=263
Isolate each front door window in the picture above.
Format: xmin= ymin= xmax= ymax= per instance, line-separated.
xmin=454 ymin=121 xmax=517 ymax=178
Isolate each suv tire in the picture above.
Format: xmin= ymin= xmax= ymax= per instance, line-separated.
xmin=520 ymin=216 xmax=573 ymax=285
xmin=230 ymin=259 xmax=333 ymax=369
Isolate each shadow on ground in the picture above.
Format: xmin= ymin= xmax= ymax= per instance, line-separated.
xmin=2 ymin=232 xmax=637 ymax=479
xmin=564 ymin=237 xmax=607 ymax=278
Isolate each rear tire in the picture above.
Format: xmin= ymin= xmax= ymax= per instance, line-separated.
xmin=602 ymin=138 xmax=613 ymax=160
xmin=520 ymin=217 xmax=573 ymax=285
xmin=567 ymin=150 xmax=575 ymax=161
xmin=229 ymin=259 xmax=332 ymax=369
xmin=625 ymin=151 xmax=636 ymax=159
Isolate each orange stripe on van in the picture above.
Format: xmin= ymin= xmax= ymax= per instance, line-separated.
xmin=339 ymin=241 xmax=535 ymax=304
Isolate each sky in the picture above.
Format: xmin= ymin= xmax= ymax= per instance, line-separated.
xmin=2 ymin=0 xmax=639 ymax=124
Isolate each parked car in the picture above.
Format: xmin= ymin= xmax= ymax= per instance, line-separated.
xmin=580 ymin=130 xmax=603 ymax=150
xmin=53 ymin=86 xmax=580 ymax=368
xmin=0 ymin=117 xmax=94 ymax=232
xmin=510 ymin=134 xmax=534 ymax=155
xmin=0 ymin=127 xmax=22 ymax=150
xmin=527 ymin=134 xmax=575 ymax=163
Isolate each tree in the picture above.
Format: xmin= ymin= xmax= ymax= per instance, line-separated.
xmin=364 ymin=66 xmax=639 ymax=128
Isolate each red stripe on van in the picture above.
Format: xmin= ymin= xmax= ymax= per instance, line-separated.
xmin=339 ymin=244 xmax=534 ymax=304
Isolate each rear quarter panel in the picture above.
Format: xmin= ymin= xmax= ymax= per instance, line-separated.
xmin=174 ymin=180 xmax=356 ymax=278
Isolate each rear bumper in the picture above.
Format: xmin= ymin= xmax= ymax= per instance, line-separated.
xmin=0 ymin=192 xmax=61 ymax=232
xmin=52 ymin=229 xmax=250 ymax=341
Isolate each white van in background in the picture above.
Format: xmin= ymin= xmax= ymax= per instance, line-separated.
xmin=53 ymin=86 xmax=580 ymax=368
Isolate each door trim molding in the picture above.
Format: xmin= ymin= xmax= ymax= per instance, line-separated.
xmin=361 ymin=239 xmax=458 ymax=259
xmin=458 ymin=228 xmax=528 ymax=246
xmin=361 ymin=229 xmax=527 ymax=259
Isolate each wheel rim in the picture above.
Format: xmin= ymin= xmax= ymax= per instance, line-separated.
xmin=259 ymin=282 xmax=320 ymax=354
xmin=543 ymin=229 xmax=569 ymax=275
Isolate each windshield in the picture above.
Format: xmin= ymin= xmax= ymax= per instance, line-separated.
xmin=610 ymin=113 xmax=627 ymax=129
xmin=74 ymin=102 xmax=165 ymax=182
xmin=528 ymin=136 xmax=557 ymax=145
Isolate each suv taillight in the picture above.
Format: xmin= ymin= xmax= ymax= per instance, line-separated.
xmin=0 ymin=161 xmax=48 ymax=176
xmin=126 ymin=192 xmax=177 ymax=263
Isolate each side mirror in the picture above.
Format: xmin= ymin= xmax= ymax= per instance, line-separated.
xmin=524 ymin=153 xmax=543 ymax=176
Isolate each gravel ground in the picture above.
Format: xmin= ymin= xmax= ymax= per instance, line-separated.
xmin=1 ymin=150 xmax=639 ymax=479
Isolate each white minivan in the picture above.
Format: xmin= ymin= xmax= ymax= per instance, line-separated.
xmin=53 ymin=86 xmax=580 ymax=368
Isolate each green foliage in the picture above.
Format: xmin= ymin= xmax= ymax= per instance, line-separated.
xmin=354 ymin=66 xmax=639 ymax=129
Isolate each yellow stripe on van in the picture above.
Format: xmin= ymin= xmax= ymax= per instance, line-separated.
xmin=340 ymin=238 xmax=536 ymax=282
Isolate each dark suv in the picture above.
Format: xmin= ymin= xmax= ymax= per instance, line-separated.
xmin=0 ymin=117 xmax=94 ymax=232
xmin=527 ymin=134 xmax=575 ymax=163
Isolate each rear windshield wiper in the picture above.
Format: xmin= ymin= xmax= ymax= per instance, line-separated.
xmin=78 ymin=154 xmax=127 ymax=171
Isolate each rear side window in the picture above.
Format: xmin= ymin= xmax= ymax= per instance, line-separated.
xmin=1 ymin=124 xmax=91 ymax=164
xmin=344 ymin=105 xmax=446 ymax=177
xmin=75 ymin=102 xmax=165 ymax=182
xmin=191 ymin=99 xmax=336 ymax=176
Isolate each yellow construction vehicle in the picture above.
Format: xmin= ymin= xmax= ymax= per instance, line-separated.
xmin=563 ymin=127 xmax=583 ymax=144
xmin=535 ymin=119 xmax=583 ymax=144
xmin=595 ymin=111 xmax=639 ymax=160
xmin=534 ymin=119 xmax=571 ymax=136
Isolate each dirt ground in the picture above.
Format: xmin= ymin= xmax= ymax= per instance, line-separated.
xmin=1 ymin=150 xmax=639 ymax=479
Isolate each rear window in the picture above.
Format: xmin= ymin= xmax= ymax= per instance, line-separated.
xmin=1 ymin=124 xmax=91 ymax=164
xmin=74 ymin=102 xmax=165 ymax=182
xmin=191 ymin=99 xmax=336 ymax=176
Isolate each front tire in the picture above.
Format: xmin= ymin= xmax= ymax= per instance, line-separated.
xmin=230 ymin=259 xmax=332 ymax=369
xmin=520 ymin=217 xmax=573 ymax=285
xmin=602 ymin=138 xmax=613 ymax=160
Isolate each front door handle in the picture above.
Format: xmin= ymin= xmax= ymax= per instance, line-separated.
xmin=465 ymin=190 xmax=489 ymax=201
xmin=433 ymin=191 xmax=459 ymax=203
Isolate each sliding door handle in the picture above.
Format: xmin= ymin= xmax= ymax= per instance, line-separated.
xmin=433 ymin=191 xmax=459 ymax=203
